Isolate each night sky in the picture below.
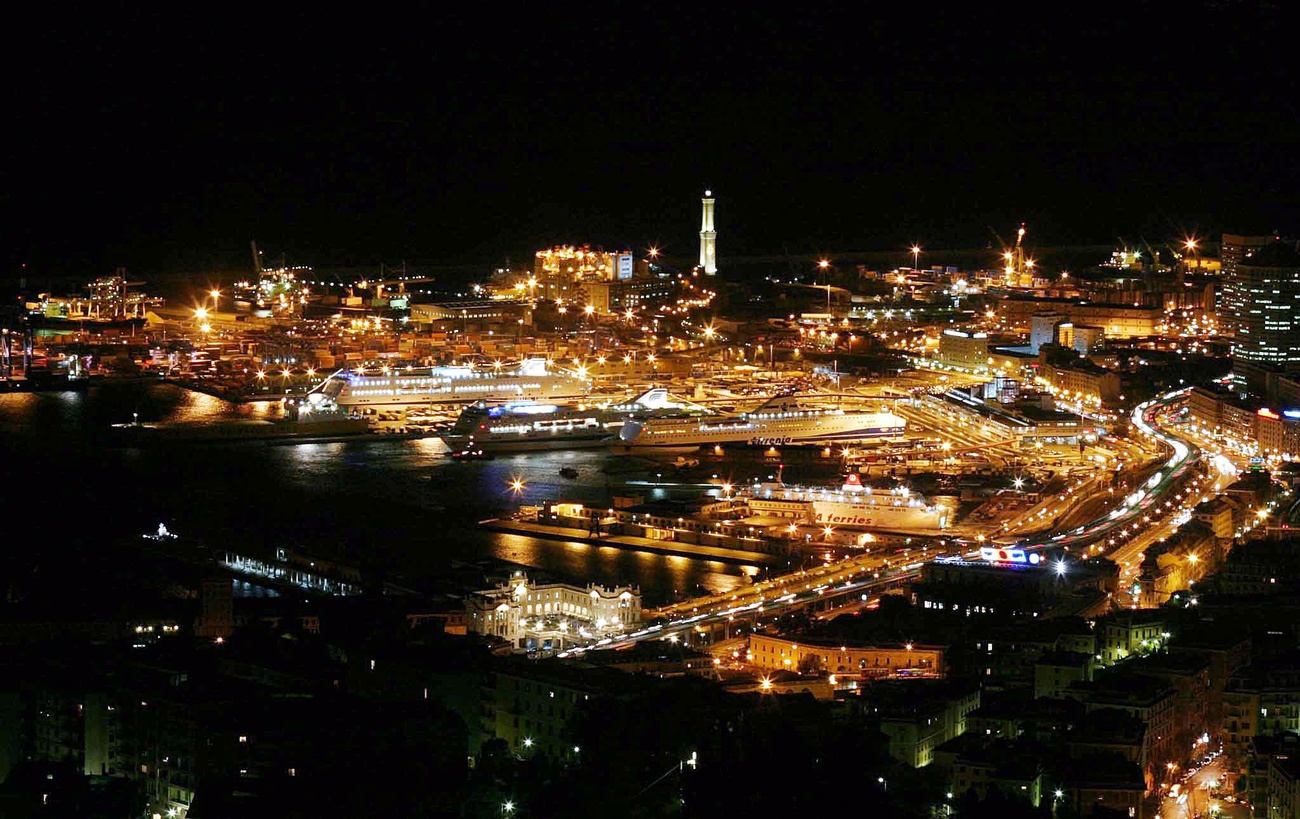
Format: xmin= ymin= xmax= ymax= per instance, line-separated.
xmin=5 ymin=3 xmax=1295 ymax=280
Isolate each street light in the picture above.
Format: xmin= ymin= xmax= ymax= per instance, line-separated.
xmin=911 ymin=245 xmax=922 ymax=272
xmin=818 ymin=259 xmax=832 ymax=312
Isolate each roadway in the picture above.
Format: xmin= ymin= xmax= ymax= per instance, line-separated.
xmin=1159 ymin=753 xmax=1249 ymax=819
xmin=1015 ymin=388 xmax=1202 ymax=552
xmin=556 ymin=558 xmax=923 ymax=658
xmin=562 ymin=387 xmax=1216 ymax=657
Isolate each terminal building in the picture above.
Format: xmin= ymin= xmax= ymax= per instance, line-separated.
xmin=939 ymin=387 xmax=1091 ymax=449
xmin=465 ymin=572 xmax=641 ymax=653
xmin=408 ymin=299 xmax=533 ymax=333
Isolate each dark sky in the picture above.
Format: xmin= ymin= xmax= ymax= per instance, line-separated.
xmin=5 ymin=3 xmax=1296 ymax=280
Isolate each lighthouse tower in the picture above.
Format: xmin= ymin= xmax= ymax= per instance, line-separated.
xmin=699 ymin=190 xmax=717 ymax=275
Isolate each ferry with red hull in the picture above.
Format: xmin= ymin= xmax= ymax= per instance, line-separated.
xmin=742 ymin=471 xmax=953 ymax=531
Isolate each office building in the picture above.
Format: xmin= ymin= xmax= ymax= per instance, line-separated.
xmin=1221 ymin=233 xmax=1280 ymax=335
xmin=585 ymin=275 xmax=678 ymax=315
xmin=937 ymin=329 xmax=990 ymax=369
xmin=1229 ymin=241 xmax=1300 ymax=365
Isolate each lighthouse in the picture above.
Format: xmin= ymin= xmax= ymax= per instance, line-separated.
xmin=699 ymin=190 xmax=717 ymax=275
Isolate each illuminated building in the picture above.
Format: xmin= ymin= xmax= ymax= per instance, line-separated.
xmin=584 ymin=275 xmax=677 ymax=315
xmin=533 ymin=245 xmax=633 ymax=301
xmin=1035 ymin=360 xmax=1121 ymax=407
xmin=465 ymin=572 xmax=641 ymax=652
xmin=483 ymin=661 xmax=620 ymax=760
xmin=1064 ymin=670 xmax=1177 ymax=791
xmin=937 ymin=328 xmax=989 ymax=369
xmin=1220 ymin=233 xmax=1280 ymax=336
xmin=1187 ymin=383 xmax=1300 ymax=457
xmin=699 ymin=190 xmax=717 ymax=274
xmin=1192 ymin=498 xmax=1236 ymax=540
xmin=1069 ymin=324 xmax=1105 ymax=353
xmin=408 ymin=299 xmax=532 ymax=332
xmin=914 ymin=554 xmax=1117 ymax=620
xmin=1030 ymin=312 xmax=1068 ymax=354
xmin=1034 ymin=650 xmax=1095 ymax=699
xmin=1228 ymin=241 xmax=1300 ymax=364
xmin=747 ymin=633 xmax=944 ymax=677
xmin=1224 ymin=658 xmax=1300 ymax=792
xmin=1097 ymin=610 xmax=1169 ymax=666
xmin=870 ymin=679 xmax=981 ymax=768
xmin=997 ymin=298 xmax=1159 ymax=339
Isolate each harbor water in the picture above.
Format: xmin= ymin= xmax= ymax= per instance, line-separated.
xmin=0 ymin=381 xmax=759 ymax=606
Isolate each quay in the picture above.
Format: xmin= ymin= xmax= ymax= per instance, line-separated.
xmin=477 ymin=517 xmax=784 ymax=566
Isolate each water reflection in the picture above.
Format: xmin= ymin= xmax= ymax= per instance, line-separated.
xmin=3 ymin=382 xmax=754 ymax=605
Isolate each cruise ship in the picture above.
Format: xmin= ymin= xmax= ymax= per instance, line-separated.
xmin=612 ymin=395 xmax=906 ymax=452
xmin=441 ymin=388 xmax=710 ymax=453
xmin=318 ymin=358 xmax=592 ymax=410
xmin=744 ymin=472 xmax=952 ymax=531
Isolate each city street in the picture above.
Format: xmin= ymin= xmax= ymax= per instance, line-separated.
xmin=1159 ymin=755 xmax=1249 ymax=819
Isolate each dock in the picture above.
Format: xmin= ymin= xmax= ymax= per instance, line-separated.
xmin=477 ymin=518 xmax=784 ymax=566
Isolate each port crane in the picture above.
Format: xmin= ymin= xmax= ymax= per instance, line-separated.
xmin=990 ymin=222 xmax=1030 ymax=284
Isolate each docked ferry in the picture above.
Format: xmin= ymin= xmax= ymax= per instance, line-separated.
xmin=613 ymin=395 xmax=906 ymax=452
xmin=441 ymin=388 xmax=710 ymax=452
xmin=318 ymin=358 xmax=592 ymax=410
xmin=744 ymin=472 xmax=951 ymax=531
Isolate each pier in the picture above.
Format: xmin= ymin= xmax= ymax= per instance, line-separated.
xmin=477 ymin=517 xmax=784 ymax=566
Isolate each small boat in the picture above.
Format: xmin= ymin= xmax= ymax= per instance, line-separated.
xmin=559 ymin=467 xmax=579 ymax=479
xmin=451 ymin=448 xmax=495 ymax=461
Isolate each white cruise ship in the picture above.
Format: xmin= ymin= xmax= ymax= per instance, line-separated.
xmin=441 ymin=388 xmax=711 ymax=453
xmin=319 ymin=358 xmax=592 ymax=409
xmin=613 ymin=395 xmax=906 ymax=452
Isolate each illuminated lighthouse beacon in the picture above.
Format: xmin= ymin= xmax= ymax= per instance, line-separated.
xmin=699 ymin=190 xmax=718 ymax=275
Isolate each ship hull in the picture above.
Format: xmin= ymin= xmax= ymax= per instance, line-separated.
xmin=442 ymin=432 xmax=616 ymax=453
xmin=612 ymin=420 xmax=906 ymax=452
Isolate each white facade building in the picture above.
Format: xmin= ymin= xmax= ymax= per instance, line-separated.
xmin=465 ymin=572 xmax=641 ymax=651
